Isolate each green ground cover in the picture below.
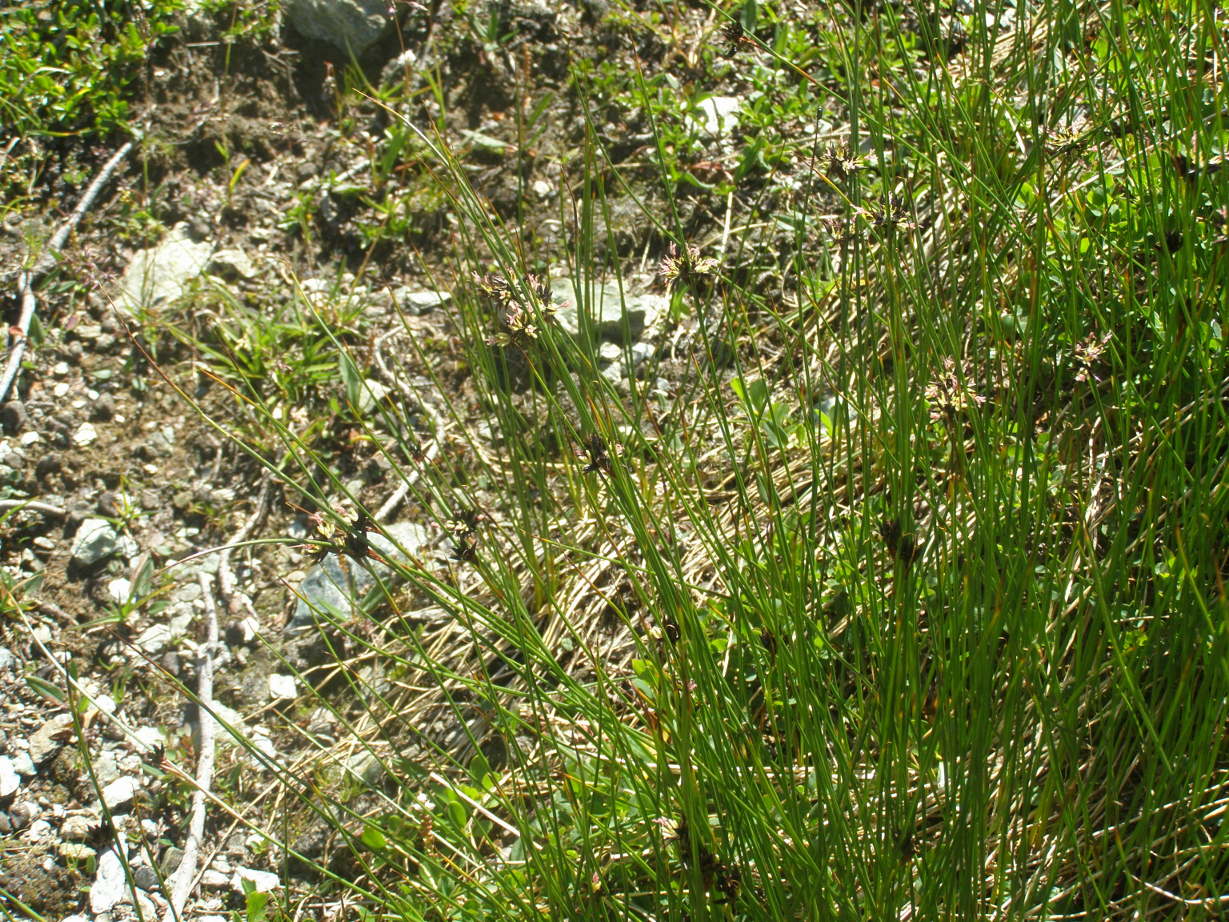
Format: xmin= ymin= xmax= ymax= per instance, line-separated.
xmin=3 ymin=0 xmax=1227 ymax=919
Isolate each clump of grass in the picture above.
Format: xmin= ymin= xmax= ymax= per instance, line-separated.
xmin=143 ymin=1 xmax=1228 ymax=920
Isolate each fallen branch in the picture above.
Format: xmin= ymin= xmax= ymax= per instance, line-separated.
xmin=1 ymin=136 xmax=138 ymax=402
xmin=162 ymin=570 xmax=220 ymax=922
xmin=0 ymin=498 xmax=67 ymax=517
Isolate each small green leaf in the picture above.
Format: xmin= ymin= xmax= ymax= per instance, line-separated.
xmin=339 ymin=351 xmax=362 ymax=407
xmin=361 ymin=823 xmax=387 ymax=850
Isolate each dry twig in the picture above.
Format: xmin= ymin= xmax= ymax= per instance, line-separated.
xmin=162 ymin=571 xmax=220 ymax=922
xmin=2 ymin=136 xmax=138 ymax=402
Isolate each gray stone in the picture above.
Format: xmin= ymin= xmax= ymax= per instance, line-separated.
xmin=11 ymin=752 xmax=35 ymax=776
xmin=132 ymin=864 xmax=160 ymax=891
xmin=287 ymin=521 xmax=432 ymax=632
xmin=550 ymin=277 xmax=668 ymax=346
xmin=92 ymin=749 xmax=121 ymax=786
xmin=9 ymin=801 xmax=38 ymax=829
xmin=208 ymin=247 xmax=257 ymax=280
xmin=28 ymin=714 xmax=73 ymax=764
xmin=392 ymin=286 xmax=450 ymax=314
xmin=117 ymin=224 xmax=213 ymax=317
xmin=71 ymin=517 xmax=120 ymax=566
xmin=91 ymin=844 xmax=128 ymax=913
xmin=62 ymin=812 xmax=100 ymax=841
xmin=286 ymin=0 xmax=390 ymax=54
xmin=0 ymin=645 xmax=15 ymax=671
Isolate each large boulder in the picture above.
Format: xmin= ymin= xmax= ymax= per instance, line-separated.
xmin=285 ymin=0 xmax=391 ymax=55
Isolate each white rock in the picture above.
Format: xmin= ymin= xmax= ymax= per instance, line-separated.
xmin=117 ymin=223 xmax=213 ymax=317
xmin=0 ymin=755 xmax=19 ymax=797
xmin=201 ymin=869 xmax=230 ymax=888
xmin=106 ymin=578 xmax=133 ymax=603
xmin=27 ymin=818 xmax=54 ymax=839
xmin=53 ymin=361 xmax=71 ymax=376
xmin=12 ymin=751 xmax=36 ymax=776
xmin=91 ymin=845 xmax=128 ymax=913
xmin=231 ymin=866 xmax=281 ymax=893
xmin=53 ymin=382 xmax=70 ymax=398
xmin=237 ymin=616 xmax=262 ymax=643
xmin=288 ymin=521 xmax=435 ymax=631
xmin=19 ymin=431 xmax=40 ymax=447
xmin=72 ymin=422 xmax=98 ymax=446
xmin=355 ymin=378 xmax=390 ymax=412
xmin=132 ymin=623 xmax=172 ymax=656
xmin=100 ymin=775 xmax=140 ymax=809
xmin=549 ymin=276 xmax=669 ymax=346
xmin=267 ymin=674 xmax=297 ymax=700
xmin=250 ymin=730 xmax=277 ymax=760
xmin=690 ymin=95 xmax=741 ymax=137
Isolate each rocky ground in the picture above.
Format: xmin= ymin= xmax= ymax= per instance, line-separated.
xmin=0 ymin=1 xmax=786 ymax=918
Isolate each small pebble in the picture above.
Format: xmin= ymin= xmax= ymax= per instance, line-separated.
xmin=1 ymin=401 xmax=26 ymax=432
xmin=106 ymin=578 xmax=133 ymax=603
xmin=232 ymin=867 xmax=280 ymax=894
xmin=73 ymin=422 xmax=98 ymax=446
xmin=8 ymin=801 xmax=38 ymax=830
xmin=0 ymin=755 xmax=20 ymax=797
xmin=201 ymin=869 xmax=230 ymax=888
xmin=92 ymin=395 xmax=116 ymax=421
xmin=268 ymin=674 xmax=297 ymax=700
xmin=132 ymin=864 xmax=160 ymax=891
xmin=19 ymin=431 xmax=39 ymax=447
xmin=62 ymin=812 xmax=99 ymax=841
xmin=60 ymin=842 xmax=96 ymax=861
xmin=100 ymin=775 xmax=140 ymax=809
